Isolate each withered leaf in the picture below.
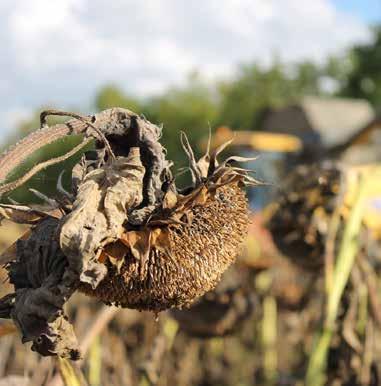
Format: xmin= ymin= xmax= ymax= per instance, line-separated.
xmin=0 ymin=204 xmax=51 ymax=224
xmin=60 ymin=147 xmax=145 ymax=289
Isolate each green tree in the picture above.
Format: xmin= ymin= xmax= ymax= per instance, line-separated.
xmin=94 ymin=85 xmax=142 ymax=112
xmin=339 ymin=25 xmax=381 ymax=105
xmin=142 ymin=73 xmax=219 ymax=173
xmin=216 ymin=60 xmax=323 ymax=131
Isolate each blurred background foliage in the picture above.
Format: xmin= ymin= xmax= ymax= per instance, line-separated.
xmin=339 ymin=25 xmax=381 ymax=105
xmin=1 ymin=25 xmax=381 ymax=203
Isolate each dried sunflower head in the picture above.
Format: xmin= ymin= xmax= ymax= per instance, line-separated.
xmin=265 ymin=161 xmax=342 ymax=270
xmin=74 ymin=131 xmax=255 ymax=311
xmin=265 ymin=162 xmax=381 ymax=272
xmin=0 ymin=108 xmax=255 ymax=358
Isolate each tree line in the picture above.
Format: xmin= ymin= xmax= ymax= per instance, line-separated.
xmin=2 ymin=25 xmax=380 ymax=202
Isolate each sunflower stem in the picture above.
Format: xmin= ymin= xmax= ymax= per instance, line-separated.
xmin=306 ymin=171 xmax=370 ymax=386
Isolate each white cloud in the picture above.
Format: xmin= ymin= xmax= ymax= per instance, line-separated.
xmin=0 ymin=0 xmax=372 ymax=136
xmin=2 ymin=107 xmax=32 ymax=131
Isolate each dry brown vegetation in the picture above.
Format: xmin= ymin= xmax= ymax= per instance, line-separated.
xmin=0 ymin=111 xmax=381 ymax=386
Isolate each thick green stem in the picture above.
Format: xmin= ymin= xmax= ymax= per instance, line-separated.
xmin=306 ymin=172 xmax=371 ymax=386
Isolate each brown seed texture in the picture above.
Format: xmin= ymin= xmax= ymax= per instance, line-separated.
xmin=79 ymin=182 xmax=249 ymax=311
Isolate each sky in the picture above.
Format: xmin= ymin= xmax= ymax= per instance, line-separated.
xmin=333 ymin=0 xmax=381 ymax=22
xmin=0 ymin=0 xmax=379 ymax=138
